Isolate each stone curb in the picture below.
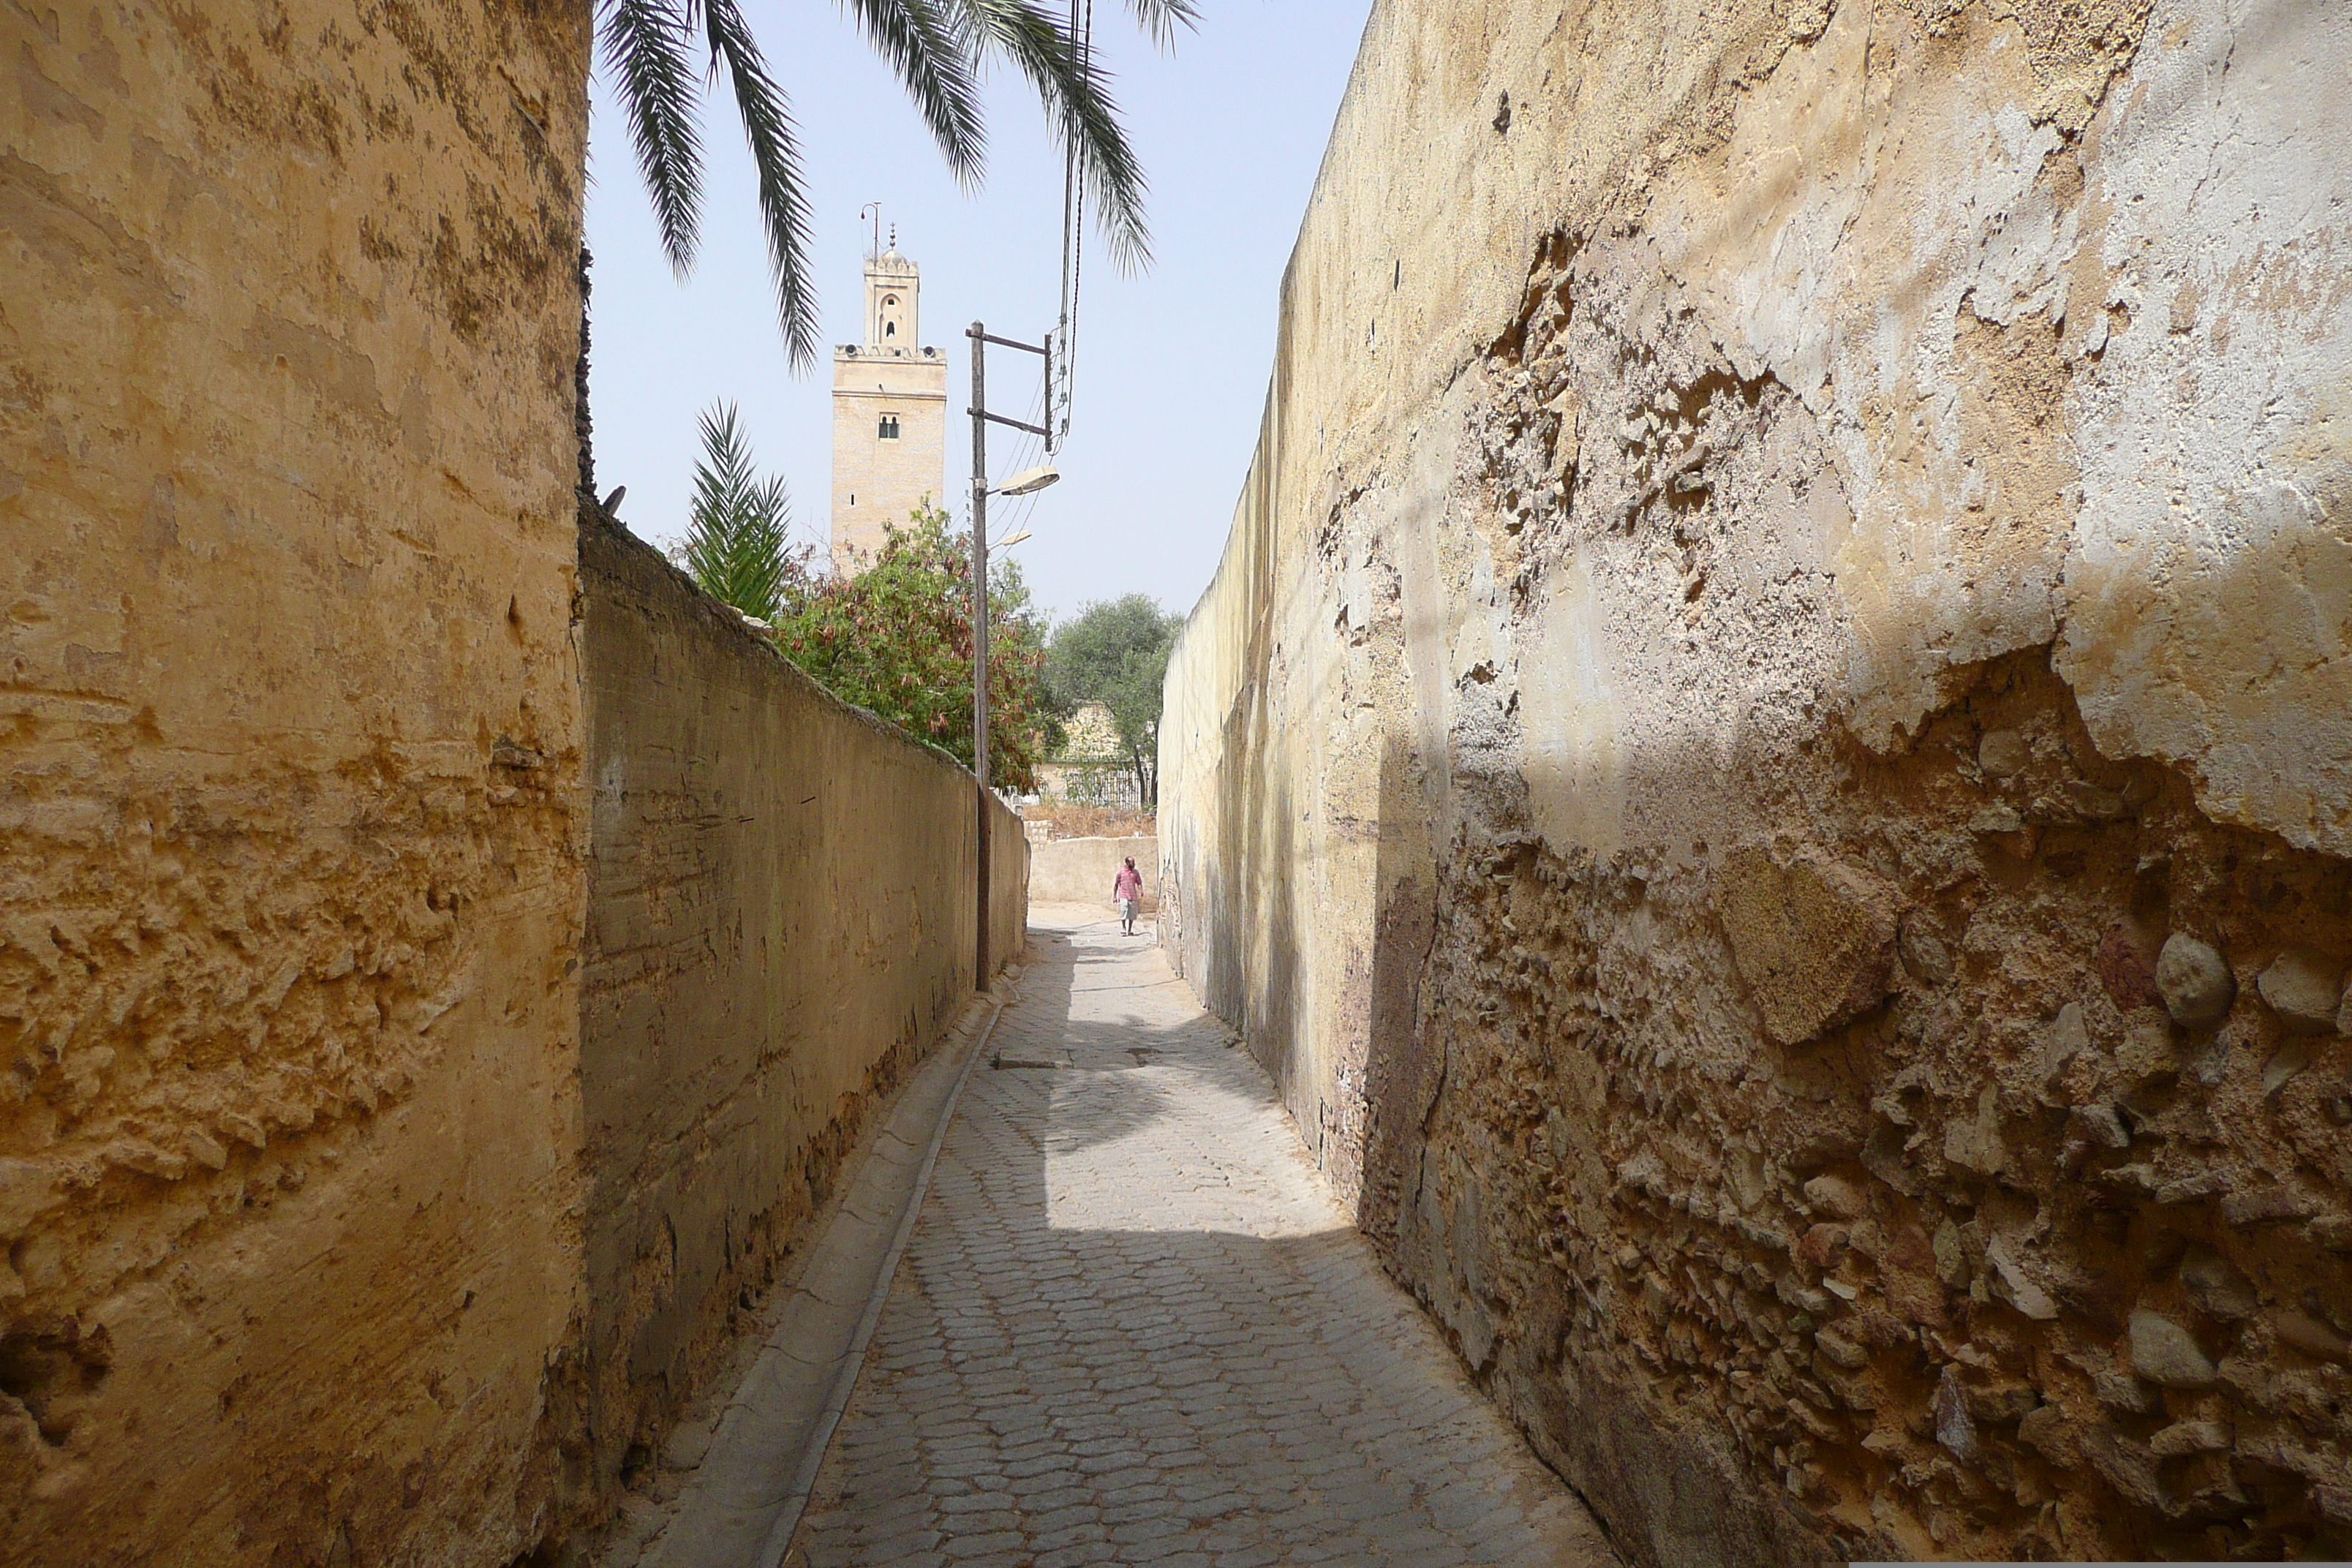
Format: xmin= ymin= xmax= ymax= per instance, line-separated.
xmin=638 ymin=969 xmax=1022 ymax=1568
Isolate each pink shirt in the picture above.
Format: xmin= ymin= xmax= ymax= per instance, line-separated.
xmin=1114 ymin=866 xmax=1143 ymax=900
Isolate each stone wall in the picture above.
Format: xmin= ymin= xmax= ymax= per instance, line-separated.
xmin=0 ymin=4 xmax=1033 ymax=1558
xmin=1031 ymin=837 xmax=1158 ymax=911
xmin=1159 ymin=0 xmax=2352 ymax=1561
xmin=578 ymin=516 xmax=1028 ymax=1496
xmin=0 ymin=1 xmax=593 ymax=1563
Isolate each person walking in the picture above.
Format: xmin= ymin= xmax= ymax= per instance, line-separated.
xmin=1113 ymin=856 xmax=1145 ymax=936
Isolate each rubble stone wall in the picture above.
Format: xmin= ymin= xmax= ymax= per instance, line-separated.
xmin=578 ymin=516 xmax=1029 ymax=1496
xmin=0 ymin=0 xmax=593 ymax=1563
xmin=1159 ymin=0 xmax=2352 ymax=1561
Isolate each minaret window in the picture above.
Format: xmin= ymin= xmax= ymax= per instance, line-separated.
xmin=878 ymin=415 xmax=900 ymax=440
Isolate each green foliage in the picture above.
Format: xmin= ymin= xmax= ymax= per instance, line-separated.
xmin=682 ymin=402 xmax=802 ymax=622
xmin=1044 ymin=593 xmax=1182 ymax=807
xmin=770 ymin=502 xmax=1052 ymax=788
xmin=594 ymin=0 xmax=1191 ymax=369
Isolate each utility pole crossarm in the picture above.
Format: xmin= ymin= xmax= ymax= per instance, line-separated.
xmin=969 ymin=409 xmax=1051 ymax=438
xmin=964 ymin=316 xmax=1055 ymax=990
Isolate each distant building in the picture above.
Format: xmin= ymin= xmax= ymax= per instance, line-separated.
xmin=1037 ymin=701 xmax=1142 ymax=809
xmin=830 ymin=233 xmax=947 ymax=570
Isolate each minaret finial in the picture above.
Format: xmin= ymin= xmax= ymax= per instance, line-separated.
xmin=888 ymin=223 xmax=897 ymax=250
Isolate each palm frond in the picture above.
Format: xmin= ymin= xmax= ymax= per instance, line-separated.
xmin=1122 ymin=0 xmax=1198 ymax=51
xmin=598 ymin=0 xmax=705 ymax=275
xmin=843 ymin=0 xmax=988 ymax=182
xmin=686 ymin=402 xmax=794 ymax=620
xmin=959 ymin=0 xmax=1151 ymax=270
xmin=599 ymin=0 xmax=1170 ymax=361
xmin=701 ymin=0 xmax=821 ymax=369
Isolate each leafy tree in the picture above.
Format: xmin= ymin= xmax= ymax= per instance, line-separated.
xmin=771 ymin=503 xmax=1052 ymax=788
xmin=1045 ymin=594 xmax=1181 ymax=807
xmin=596 ymin=0 xmax=1189 ymax=368
xmin=681 ymin=402 xmax=804 ymax=621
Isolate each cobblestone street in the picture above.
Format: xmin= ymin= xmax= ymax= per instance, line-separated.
xmin=786 ymin=909 xmax=1616 ymax=1568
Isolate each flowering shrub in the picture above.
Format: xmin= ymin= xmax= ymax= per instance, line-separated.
xmin=771 ymin=502 xmax=1051 ymax=790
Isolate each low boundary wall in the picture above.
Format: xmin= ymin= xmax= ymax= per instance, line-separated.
xmin=1031 ymin=836 xmax=1158 ymax=911
xmin=578 ymin=516 xmax=1028 ymax=1497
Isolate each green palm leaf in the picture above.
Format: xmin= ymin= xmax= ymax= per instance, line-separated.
xmin=599 ymin=0 xmax=704 ymax=275
xmin=845 ymin=0 xmax=987 ymax=181
xmin=594 ymin=0 xmax=1184 ymax=358
xmin=958 ymin=0 xmax=1152 ymax=269
xmin=1120 ymin=0 xmax=1199 ymax=52
xmin=700 ymin=0 xmax=821 ymax=366
xmin=685 ymin=402 xmax=794 ymax=622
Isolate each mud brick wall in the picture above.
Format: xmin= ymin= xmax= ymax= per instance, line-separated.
xmin=1158 ymin=0 xmax=2352 ymax=1561
xmin=0 ymin=0 xmax=593 ymax=1562
xmin=578 ymin=516 xmax=1028 ymax=1494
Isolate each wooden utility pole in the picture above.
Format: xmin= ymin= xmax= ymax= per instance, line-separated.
xmin=965 ymin=323 xmax=1051 ymax=987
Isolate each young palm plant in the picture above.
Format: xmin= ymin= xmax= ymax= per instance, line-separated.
xmin=683 ymin=403 xmax=797 ymax=622
xmin=598 ymin=0 xmax=1191 ymax=369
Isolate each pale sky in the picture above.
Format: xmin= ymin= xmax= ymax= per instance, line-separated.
xmin=581 ymin=1 xmax=1371 ymax=626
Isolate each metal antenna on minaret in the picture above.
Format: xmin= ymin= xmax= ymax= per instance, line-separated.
xmin=860 ymin=201 xmax=881 ymax=257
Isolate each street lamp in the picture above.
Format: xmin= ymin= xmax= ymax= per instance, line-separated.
xmin=967 ymin=321 xmax=1055 ymax=986
xmin=995 ymin=464 xmax=1059 ymax=497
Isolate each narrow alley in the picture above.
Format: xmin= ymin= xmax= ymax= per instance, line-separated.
xmin=18 ymin=4 xmax=2351 ymax=1564
xmin=783 ymin=908 xmax=1617 ymax=1568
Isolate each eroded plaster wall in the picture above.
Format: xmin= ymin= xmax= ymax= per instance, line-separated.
xmin=579 ymin=516 xmax=1029 ymax=1491
xmin=1160 ymin=0 xmax=2352 ymax=1560
xmin=0 ymin=0 xmax=592 ymax=1563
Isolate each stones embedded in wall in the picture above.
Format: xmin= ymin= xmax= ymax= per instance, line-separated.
xmin=1714 ymin=848 xmax=1899 ymax=1049
xmin=1389 ymin=651 xmax=2352 ymax=1563
xmin=1379 ymin=216 xmax=2352 ymax=1562
xmin=1347 ymin=74 xmax=2351 ymax=1544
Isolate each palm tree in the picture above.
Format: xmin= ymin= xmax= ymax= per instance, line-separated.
xmin=682 ymin=402 xmax=797 ymax=621
xmin=597 ymin=0 xmax=1189 ymax=369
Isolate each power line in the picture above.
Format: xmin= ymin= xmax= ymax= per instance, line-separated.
xmin=1051 ymin=0 xmax=1093 ymax=452
xmin=992 ymin=379 xmax=1052 ymax=547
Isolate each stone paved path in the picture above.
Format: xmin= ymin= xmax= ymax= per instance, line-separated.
xmin=785 ymin=908 xmax=1617 ymax=1568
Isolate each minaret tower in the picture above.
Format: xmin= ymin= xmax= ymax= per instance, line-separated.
xmin=829 ymin=228 xmax=947 ymax=570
